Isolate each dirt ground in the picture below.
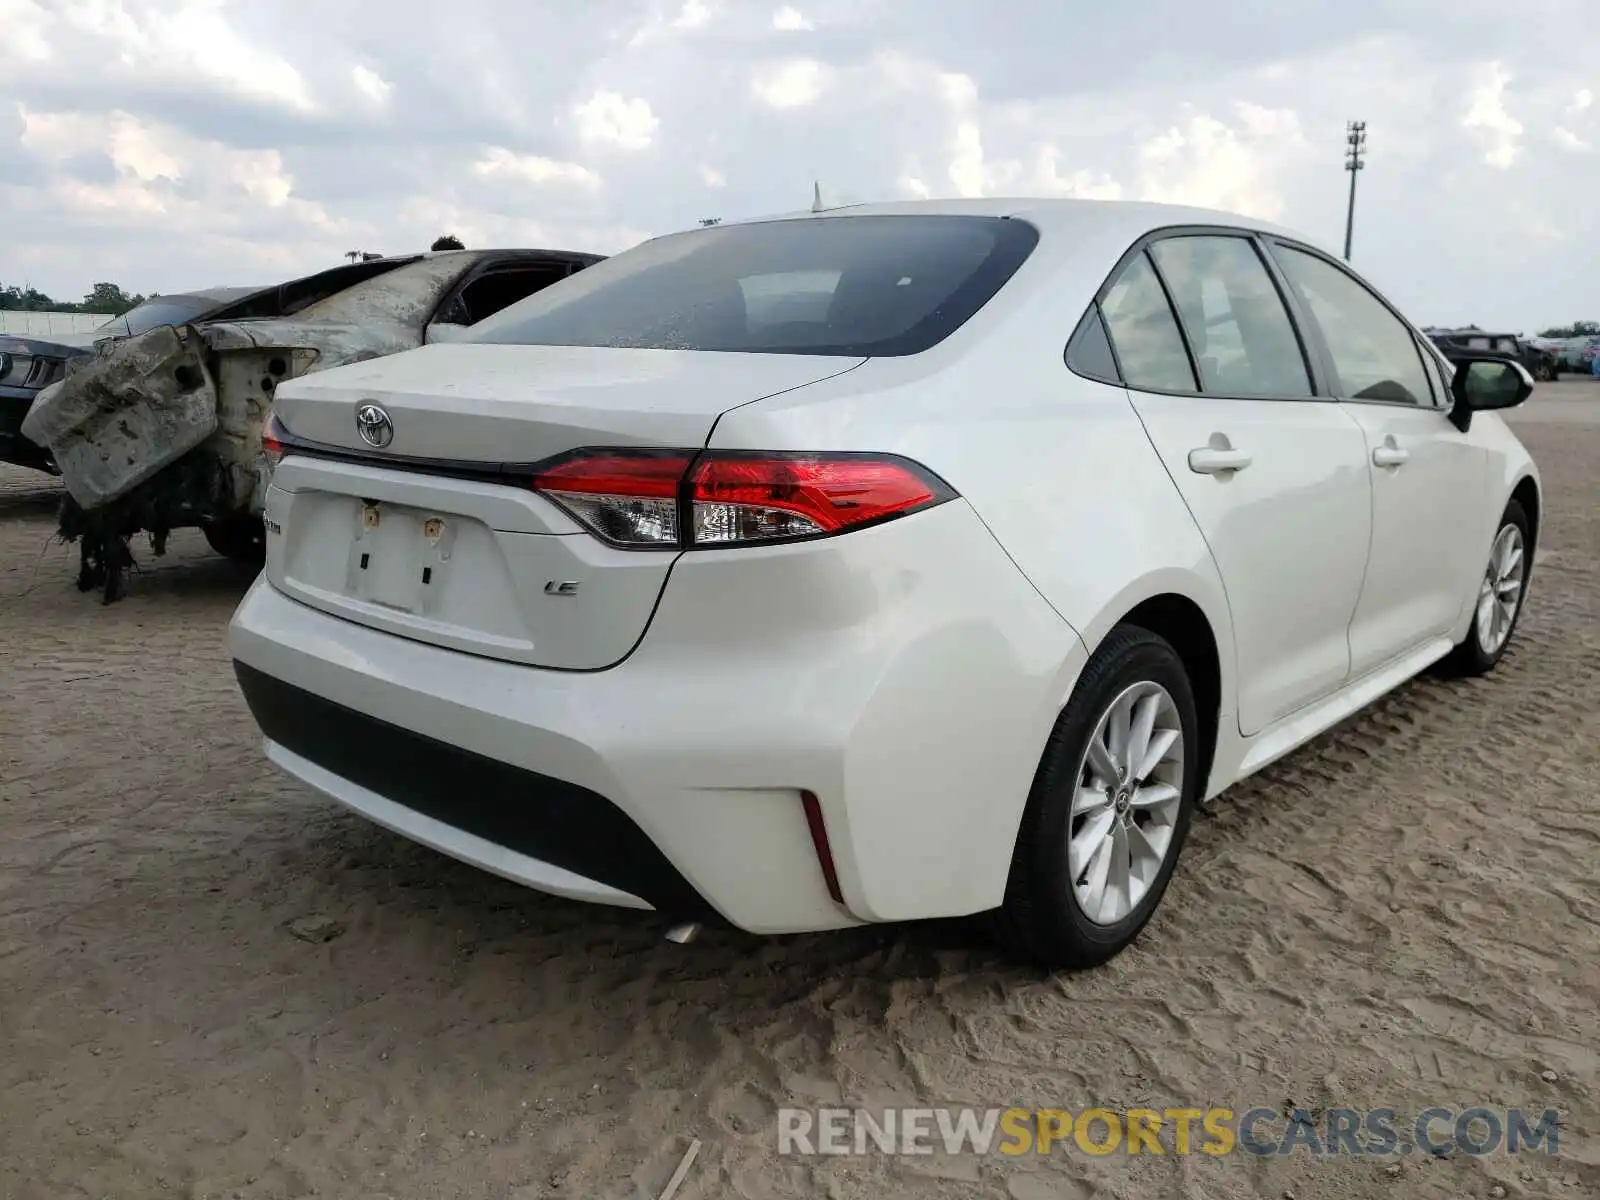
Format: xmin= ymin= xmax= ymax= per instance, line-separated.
xmin=1 ymin=385 xmax=1596 ymax=1200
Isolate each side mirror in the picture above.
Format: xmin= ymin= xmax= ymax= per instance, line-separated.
xmin=1447 ymin=356 xmax=1534 ymax=432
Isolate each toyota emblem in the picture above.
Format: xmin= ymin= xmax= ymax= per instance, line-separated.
xmin=355 ymin=403 xmax=394 ymax=449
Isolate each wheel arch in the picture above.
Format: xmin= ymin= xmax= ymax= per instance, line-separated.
xmin=1066 ymin=571 xmax=1234 ymax=805
xmin=1115 ymin=593 xmax=1223 ymax=805
xmin=1510 ymin=472 xmax=1541 ymax=560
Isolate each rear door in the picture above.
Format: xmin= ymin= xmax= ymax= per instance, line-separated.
xmin=1265 ymin=241 xmax=1487 ymax=676
xmin=1104 ymin=231 xmax=1373 ymax=737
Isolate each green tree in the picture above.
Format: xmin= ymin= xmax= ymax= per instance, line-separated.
xmin=0 ymin=284 xmax=64 ymax=311
xmin=1 ymin=282 xmax=145 ymax=314
xmin=78 ymin=282 xmax=144 ymax=315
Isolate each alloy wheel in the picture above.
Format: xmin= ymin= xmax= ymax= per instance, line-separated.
xmin=1475 ymin=523 xmax=1525 ymax=656
xmin=1067 ymin=681 xmax=1185 ymax=926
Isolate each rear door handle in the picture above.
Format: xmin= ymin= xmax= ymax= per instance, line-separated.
xmin=1188 ymin=447 xmax=1253 ymax=475
xmin=1372 ymin=445 xmax=1409 ymax=467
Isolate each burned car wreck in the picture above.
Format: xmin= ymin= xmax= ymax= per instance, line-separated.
xmin=22 ymin=247 xmax=604 ymax=601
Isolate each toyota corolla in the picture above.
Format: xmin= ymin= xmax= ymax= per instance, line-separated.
xmin=228 ymin=199 xmax=1540 ymax=968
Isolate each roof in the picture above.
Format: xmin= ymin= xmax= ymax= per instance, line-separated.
xmin=718 ymin=196 xmax=1326 ymax=254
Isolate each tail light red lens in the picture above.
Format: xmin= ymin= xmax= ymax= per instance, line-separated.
xmin=530 ymin=450 xmax=953 ymax=549
xmin=261 ymin=411 xmax=287 ymax=469
xmin=532 ymin=453 xmax=692 ymax=547
xmin=688 ymin=455 xmax=941 ymax=544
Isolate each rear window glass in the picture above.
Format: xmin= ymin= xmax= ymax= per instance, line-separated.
xmin=461 ymin=215 xmax=1039 ymax=357
xmin=114 ymin=296 xmax=232 ymax=337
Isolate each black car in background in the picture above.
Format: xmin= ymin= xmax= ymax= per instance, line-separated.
xmin=1424 ymin=327 xmax=1560 ymax=382
xmin=0 ymin=287 xmax=258 ymax=474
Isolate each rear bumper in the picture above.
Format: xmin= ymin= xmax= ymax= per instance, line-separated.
xmin=235 ymin=662 xmax=720 ymax=919
xmin=228 ymin=500 xmax=1087 ymax=934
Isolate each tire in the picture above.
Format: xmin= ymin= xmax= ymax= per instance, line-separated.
xmin=201 ymin=516 xmax=267 ymax=566
xmin=1437 ymin=499 xmax=1531 ymax=677
xmin=990 ymin=625 xmax=1201 ymax=970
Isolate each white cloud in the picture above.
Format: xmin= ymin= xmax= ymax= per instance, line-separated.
xmin=675 ymin=0 xmax=711 ymax=29
xmin=1029 ymin=148 xmax=1124 ymax=200
xmin=699 ymin=164 xmax=727 ymax=186
xmin=752 ymin=58 xmax=828 ymax=108
xmin=898 ymin=173 xmax=932 ymax=199
xmin=351 ymin=65 xmax=393 ymax=107
xmin=1462 ymin=61 xmax=1523 ymax=169
xmin=15 ymin=106 xmax=343 ymax=236
xmin=573 ymin=90 xmax=660 ymax=150
xmin=471 ymin=147 xmax=601 ymax=188
xmin=0 ymin=0 xmax=51 ymax=62
xmin=1136 ymin=105 xmax=1308 ymax=220
xmin=106 ymin=113 xmax=186 ymax=182
xmin=627 ymin=0 xmax=713 ymax=47
xmin=773 ymin=6 xmax=813 ymax=30
xmin=57 ymin=0 xmax=317 ymax=113
xmin=1570 ymin=88 xmax=1593 ymax=114
xmin=229 ymin=150 xmax=296 ymax=208
xmin=1553 ymin=127 xmax=1591 ymax=152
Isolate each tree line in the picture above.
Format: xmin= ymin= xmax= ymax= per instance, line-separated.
xmin=1537 ymin=321 xmax=1599 ymax=338
xmin=0 ymin=282 xmax=147 ymax=317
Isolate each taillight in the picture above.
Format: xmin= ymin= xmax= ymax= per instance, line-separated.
xmin=261 ymin=411 xmax=287 ymax=470
xmin=689 ymin=454 xmax=943 ymax=543
xmin=530 ymin=449 xmax=954 ymax=550
xmin=531 ymin=452 xmax=691 ymax=547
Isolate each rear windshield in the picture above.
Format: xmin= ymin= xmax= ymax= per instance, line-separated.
xmin=461 ymin=214 xmax=1039 ymax=357
xmin=108 ymin=295 xmax=238 ymax=338
xmin=200 ymin=256 xmax=424 ymax=323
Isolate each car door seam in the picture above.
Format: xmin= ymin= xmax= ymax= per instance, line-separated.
xmin=701 ymin=356 xmax=872 ymax=448
xmin=1338 ymin=402 xmax=1380 ymax=662
xmin=1117 ymin=386 xmax=1244 ymax=693
xmin=947 ymin=497 xmax=1085 ymax=644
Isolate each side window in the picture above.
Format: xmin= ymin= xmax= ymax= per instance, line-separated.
xmin=1147 ymin=236 xmax=1313 ymax=397
xmin=1064 ymin=305 xmax=1120 ymax=383
xmin=1273 ymin=246 xmax=1433 ymax=406
xmin=435 ymin=264 xmax=574 ymax=328
xmin=1099 ymin=252 xmax=1197 ymax=393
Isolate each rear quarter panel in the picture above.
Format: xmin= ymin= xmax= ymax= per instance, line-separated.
xmin=710 ymin=240 xmax=1240 ymax=799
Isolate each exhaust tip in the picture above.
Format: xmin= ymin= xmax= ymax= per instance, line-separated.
xmin=664 ymin=922 xmax=702 ymax=944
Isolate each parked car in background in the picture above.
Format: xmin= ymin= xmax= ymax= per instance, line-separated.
xmin=229 ymin=199 xmax=1540 ymax=969
xmin=1425 ymin=327 xmax=1559 ymax=381
xmin=1 ymin=288 xmax=259 ymax=474
xmin=1557 ymin=334 xmax=1600 ymax=372
xmin=22 ymin=248 xmax=605 ymax=601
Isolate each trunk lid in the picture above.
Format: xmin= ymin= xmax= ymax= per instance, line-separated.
xmin=268 ymin=341 xmax=866 ymax=463
xmin=264 ymin=343 xmax=866 ymax=668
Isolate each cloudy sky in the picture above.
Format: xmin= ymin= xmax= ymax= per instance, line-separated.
xmin=4 ymin=0 xmax=1597 ymax=331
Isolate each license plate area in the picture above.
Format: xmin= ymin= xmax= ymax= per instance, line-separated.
xmin=346 ymin=501 xmax=458 ymax=615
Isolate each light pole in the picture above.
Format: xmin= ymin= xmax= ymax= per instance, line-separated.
xmin=1343 ymin=121 xmax=1367 ymax=262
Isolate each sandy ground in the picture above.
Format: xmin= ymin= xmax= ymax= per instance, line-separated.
xmin=1 ymin=384 xmax=1596 ymax=1200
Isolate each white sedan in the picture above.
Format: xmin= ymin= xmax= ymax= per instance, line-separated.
xmin=228 ymin=198 xmax=1540 ymax=969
